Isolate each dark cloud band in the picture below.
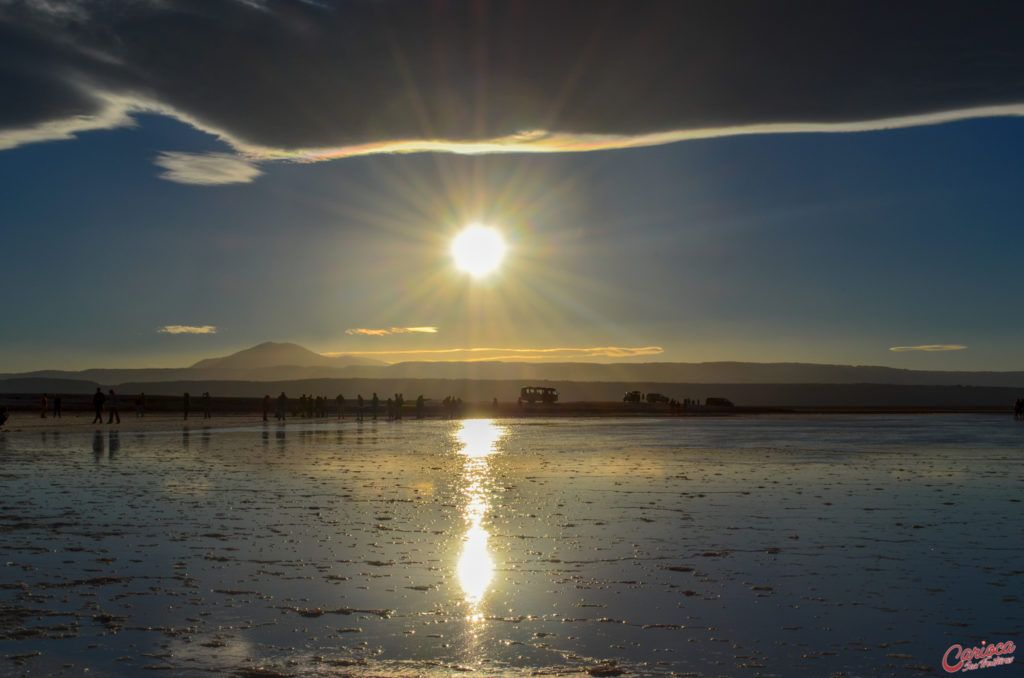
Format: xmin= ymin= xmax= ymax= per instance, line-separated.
xmin=2 ymin=0 xmax=1024 ymax=153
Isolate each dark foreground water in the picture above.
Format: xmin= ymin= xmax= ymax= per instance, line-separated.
xmin=0 ymin=415 xmax=1021 ymax=677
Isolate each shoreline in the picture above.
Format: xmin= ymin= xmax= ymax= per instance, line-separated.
xmin=0 ymin=404 xmax=1013 ymax=435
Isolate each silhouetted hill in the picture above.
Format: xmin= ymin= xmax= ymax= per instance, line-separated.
xmin=0 ymin=377 xmax=99 ymax=394
xmin=377 ymin=361 xmax=1024 ymax=387
xmin=3 ymin=342 xmax=1024 ymax=397
xmin=191 ymin=341 xmax=384 ymax=369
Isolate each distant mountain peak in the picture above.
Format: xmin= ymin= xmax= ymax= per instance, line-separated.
xmin=190 ymin=342 xmax=381 ymax=370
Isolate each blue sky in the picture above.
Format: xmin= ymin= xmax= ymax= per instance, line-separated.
xmin=1 ymin=1 xmax=1023 ymax=372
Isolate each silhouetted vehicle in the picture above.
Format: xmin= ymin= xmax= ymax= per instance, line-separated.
xmin=623 ymin=390 xmax=643 ymax=403
xmin=705 ymin=397 xmax=734 ymax=407
xmin=519 ymin=386 xmax=558 ymax=405
xmin=646 ymin=392 xmax=670 ymax=404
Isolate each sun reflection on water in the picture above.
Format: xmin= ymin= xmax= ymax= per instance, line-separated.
xmin=454 ymin=419 xmax=505 ymax=621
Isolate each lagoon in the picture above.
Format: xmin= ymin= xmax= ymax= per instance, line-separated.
xmin=1 ymin=415 xmax=1021 ymax=676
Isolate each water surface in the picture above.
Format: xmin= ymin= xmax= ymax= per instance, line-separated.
xmin=1 ymin=415 xmax=1020 ymax=676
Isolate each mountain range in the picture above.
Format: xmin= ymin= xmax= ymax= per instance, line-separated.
xmin=3 ymin=341 xmax=1024 ymax=388
xmin=2 ymin=342 xmax=1024 ymax=409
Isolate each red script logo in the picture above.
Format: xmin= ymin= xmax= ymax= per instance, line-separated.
xmin=942 ymin=640 xmax=1016 ymax=673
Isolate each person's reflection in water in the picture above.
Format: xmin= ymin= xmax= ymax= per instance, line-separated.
xmin=108 ymin=430 xmax=120 ymax=460
xmin=262 ymin=430 xmax=270 ymax=448
xmin=276 ymin=428 xmax=286 ymax=448
xmin=92 ymin=430 xmax=105 ymax=462
xmin=201 ymin=428 xmax=211 ymax=451
xmin=182 ymin=427 xmax=190 ymax=450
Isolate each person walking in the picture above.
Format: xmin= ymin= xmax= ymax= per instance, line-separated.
xmin=336 ymin=394 xmax=344 ymax=419
xmin=53 ymin=394 xmax=62 ymax=418
xmin=107 ymin=389 xmax=120 ymax=424
xmin=40 ymin=394 xmax=47 ymax=418
xmin=202 ymin=391 xmax=212 ymax=419
xmin=92 ymin=387 xmax=106 ymax=424
xmin=276 ymin=391 xmax=288 ymax=421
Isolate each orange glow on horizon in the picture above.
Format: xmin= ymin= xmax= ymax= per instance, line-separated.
xmin=321 ymin=345 xmax=664 ymax=362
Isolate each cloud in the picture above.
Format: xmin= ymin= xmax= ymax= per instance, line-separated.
xmin=324 ymin=345 xmax=663 ymax=360
xmin=157 ymin=325 xmax=218 ymax=335
xmin=0 ymin=90 xmax=138 ymax=151
xmin=1 ymin=1 xmax=1023 ymax=178
xmin=889 ymin=344 xmax=967 ymax=352
xmin=154 ymin=151 xmax=262 ymax=185
xmin=345 ymin=327 xmax=439 ymax=337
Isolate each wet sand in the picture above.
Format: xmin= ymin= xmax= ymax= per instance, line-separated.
xmin=0 ymin=415 xmax=1020 ymax=676
xmin=1 ymin=412 xmax=280 ymax=435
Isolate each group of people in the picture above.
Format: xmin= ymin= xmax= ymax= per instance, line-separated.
xmin=0 ymin=390 xmax=480 ymax=428
xmin=288 ymin=393 xmax=335 ymax=418
xmin=258 ymin=391 xmax=434 ymax=422
xmin=440 ymin=395 xmax=464 ymax=419
xmin=91 ymin=387 xmax=121 ymax=424
xmin=181 ymin=392 xmax=214 ymax=419
xmin=40 ymin=393 xmax=63 ymax=418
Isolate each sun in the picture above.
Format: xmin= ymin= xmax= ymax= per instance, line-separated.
xmin=451 ymin=224 xmax=506 ymax=277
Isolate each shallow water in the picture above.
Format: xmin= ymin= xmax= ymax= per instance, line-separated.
xmin=1 ymin=415 xmax=1021 ymax=676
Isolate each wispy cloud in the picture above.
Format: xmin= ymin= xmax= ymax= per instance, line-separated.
xmin=323 ymin=345 xmax=663 ymax=360
xmin=0 ymin=91 xmax=139 ymax=152
xmin=154 ymin=152 xmax=262 ymax=186
xmin=158 ymin=325 xmax=218 ymax=335
xmin=889 ymin=344 xmax=966 ymax=352
xmin=345 ymin=327 xmax=439 ymax=337
xmin=248 ymin=104 xmax=1024 ymax=164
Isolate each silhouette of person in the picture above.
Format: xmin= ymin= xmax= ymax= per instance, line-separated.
xmin=136 ymin=393 xmax=145 ymax=417
xmin=183 ymin=392 xmax=191 ymax=420
xmin=40 ymin=394 xmax=47 ymax=418
xmin=53 ymin=394 xmax=62 ymax=418
xmin=276 ymin=391 xmax=288 ymax=421
xmin=92 ymin=387 xmax=106 ymax=424
xmin=202 ymin=391 xmax=211 ymax=419
xmin=416 ymin=394 xmax=424 ymax=419
xmin=356 ymin=394 xmax=364 ymax=421
xmin=371 ymin=392 xmax=379 ymax=420
xmin=0 ymin=406 xmax=9 ymax=429
xmin=107 ymin=389 xmax=120 ymax=424
xmin=336 ymin=394 xmax=344 ymax=419
xmin=263 ymin=394 xmax=271 ymax=422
